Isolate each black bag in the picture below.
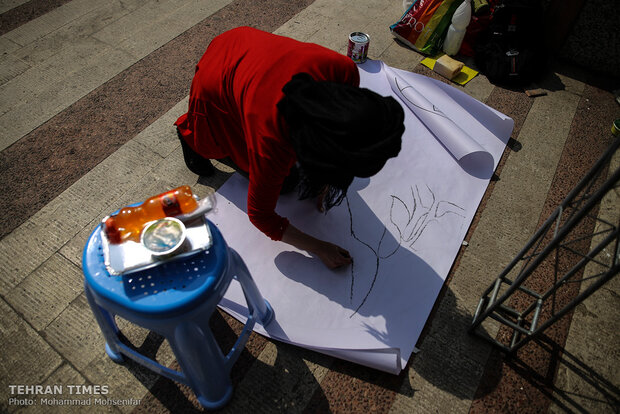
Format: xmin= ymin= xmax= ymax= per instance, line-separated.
xmin=474 ymin=0 xmax=546 ymax=86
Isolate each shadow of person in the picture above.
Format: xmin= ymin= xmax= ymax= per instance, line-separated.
xmin=270 ymin=177 xmax=509 ymax=400
xmin=212 ymin=171 xmax=505 ymax=401
xmin=271 ymin=177 xmax=447 ymax=370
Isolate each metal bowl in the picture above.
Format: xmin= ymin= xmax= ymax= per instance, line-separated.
xmin=141 ymin=217 xmax=187 ymax=258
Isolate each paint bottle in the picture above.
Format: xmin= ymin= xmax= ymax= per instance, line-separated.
xmin=443 ymin=0 xmax=472 ymax=56
xmin=104 ymin=186 xmax=198 ymax=244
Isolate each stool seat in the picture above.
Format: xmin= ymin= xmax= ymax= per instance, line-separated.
xmin=82 ymin=218 xmax=273 ymax=409
xmin=83 ymin=220 xmax=229 ymax=317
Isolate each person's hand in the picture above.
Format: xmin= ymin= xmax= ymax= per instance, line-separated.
xmin=315 ymin=240 xmax=352 ymax=269
xmin=281 ymin=224 xmax=352 ymax=270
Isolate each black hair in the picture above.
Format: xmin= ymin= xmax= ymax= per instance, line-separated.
xmin=277 ymin=72 xmax=405 ymax=210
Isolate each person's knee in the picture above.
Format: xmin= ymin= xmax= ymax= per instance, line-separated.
xmin=177 ymin=129 xmax=215 ymax=176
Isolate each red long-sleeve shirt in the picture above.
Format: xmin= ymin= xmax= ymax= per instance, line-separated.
xmin=175 ymin=27 xmax=360 ymax=240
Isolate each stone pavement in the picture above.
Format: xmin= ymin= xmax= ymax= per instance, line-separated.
xmin=0 ymin=1 xmax=618 ymax=413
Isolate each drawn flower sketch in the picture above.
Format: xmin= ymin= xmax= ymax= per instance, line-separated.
xmin=389 ymin=184 xmax=466 ymax=250
xmin=348 ymin=184 xmax=465 ymax=316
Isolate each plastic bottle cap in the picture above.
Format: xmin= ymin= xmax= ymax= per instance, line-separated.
xmin=104 ymin=216 xmax=121 ymax=244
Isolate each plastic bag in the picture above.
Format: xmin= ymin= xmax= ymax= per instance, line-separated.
xmin=390 ymin=0 xmax=464 ymax=56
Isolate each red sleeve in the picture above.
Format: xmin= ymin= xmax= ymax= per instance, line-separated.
xmin=246 ymin=144 xmax=296 ymax=241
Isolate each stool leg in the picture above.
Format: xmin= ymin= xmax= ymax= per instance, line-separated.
xmin=171 ymin=321 xmax=233 ymax=409
xmin=229 ymin=248 xmax=274 ymax=326
xmin=84 ymin=285 xmax=124 ymax=363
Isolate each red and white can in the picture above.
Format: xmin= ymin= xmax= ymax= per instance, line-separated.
xmin=347 ymin=32 xmax=370 ymax=63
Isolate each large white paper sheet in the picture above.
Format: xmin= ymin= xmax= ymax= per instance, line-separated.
xmin=384 ymin=63 xmax=488 ymax=162
xmin=209 ymin=60 xmax=513 ymax=374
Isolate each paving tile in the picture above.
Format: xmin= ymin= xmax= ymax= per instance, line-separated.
xmin=360 ymin=3 xmax=404 ymax=59
xmin=10 ymin=0 xmax=144 ymax=66
xmin=0 ymin=0 xmax=30 ymax=14
xmin=92 ymin=0 xmax=231 ymax=59
xmin=0 ymin=0 xmax=75 ymax=38
xmin=274 ymin=9 xmax=328 ymax=42
xmin=59 ymin=216 xmax=107 ymax=269
xmin=302 ymin=0 xmax=350 ymax=19
xmin=222 ymin=342 xmax=331 ymax=413
xmin=1 ymin=0 xmax=314 ymax=238
xmin=0 ymin=36 xmax=20 ymax=55
xmin=0 ymin=0 xmax=231 ymax=151
xmin=471 ymin=81 xmax=617 ymax=414
xmin=91 ymin=0 xmax=192 ymax=45
xmin=147 ymin=148 xmax=201 ymax=189
xmin=291 ymin=0 xmax=394 ymax=55
xmin=389 ymin=289 xmax=494 ymax=413
xmin=0 ymin=1 xmax=616 ymax=412
xmin=461 ymin=67 xmax=495 ymax=104
xmin=2 ymin=0 xmax=101 ymax=47
xmin=390 ymin=370 xmax=472 ymax=414
xmin=0 ymin=39 xmax=135 ymax=150
xmin=0 ymin=53 xmax=30 ymax=86
xmin=41 ymin=287 xmax=175 ymax=381
xmin=551 ymin=293 xmax=620 ymax=413
xmin=0 ymin=220 xmax=65 ymax=296
xmin=378 ymin=41 xmax=425 ymax=73
xmin=0 ymin=139 xmax=161 ymax=294
xmin=305 ymin=11 xmax=370 ymax=55
xmin=278 ymin=3 xmax=416 ymax=76
xmin=34 ymin=139 xmax=162 ymax=226
xmin=455 ymin=75 xmax=585 ymax=305
xmin=425 ymin=287 xmax=498 ymax=366
xmin=82 ymin=354 xmax=157 ymax=414
xmin=42 ymin=291 xmax=174 ymax=386
xmin=0 ymin=298 xmax=63 ymax=412
xmin=391 ymin=71 xmax=585 ymax=412
xmin=408 ymin=337 xmax=485 ymax=410
xmin=131 ymin=98 xmax=188 ymax=159
xmin=5 ymin=253 xmax=83 ymax=331
xmin=0 ymin=63 xmax=60 ymax=116
xmin=303 ymin=357 xmax=402 ymax=414
xmin=550 ymin=152 xmax=620 ymax=414
xmin=13 ymin=363 xmax=113 ymax=414
xmin=42 ymin=294 xmax=106 ymax=371
xmin=111 ymin=0 xmax=233 ymax=60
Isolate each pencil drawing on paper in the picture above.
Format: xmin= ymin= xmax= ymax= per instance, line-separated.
xmin=394 ymin=75 xmax=447 ymax=119
xmin=348 ymin=184 xmax=465 ymax=317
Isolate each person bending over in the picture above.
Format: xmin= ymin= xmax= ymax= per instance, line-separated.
xmin=175 ymin=27 xmax=405 ymax=269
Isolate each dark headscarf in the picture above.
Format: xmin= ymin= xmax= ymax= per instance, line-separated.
xmin=277 ymin=73 xmax=405 ymax=209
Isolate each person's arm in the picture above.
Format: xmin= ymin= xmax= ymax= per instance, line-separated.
xmin=281 ymin=224 xmax=352 ymax=269
xmin=247 ymin=153 xmax=351 ymax=269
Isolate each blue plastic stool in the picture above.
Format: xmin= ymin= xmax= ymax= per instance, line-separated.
xmin=82 ymin=219 xmax=273 ymax=409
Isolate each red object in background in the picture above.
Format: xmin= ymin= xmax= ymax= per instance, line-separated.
xmin=460 ymin=14 xmax=492 ymax=56
xmin=459 ymin=0 xmax=499 ymax=56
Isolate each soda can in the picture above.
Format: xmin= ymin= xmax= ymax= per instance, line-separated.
xmin=347 ymin=32 xmax=370 ymax=63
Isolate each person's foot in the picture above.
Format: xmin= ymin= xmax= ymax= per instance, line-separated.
xmin=177 ymin=129 xmax=215 ymax=176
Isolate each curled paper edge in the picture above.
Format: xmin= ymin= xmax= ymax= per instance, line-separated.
xmin=383 ymin=63 xmax=490 ymax=163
